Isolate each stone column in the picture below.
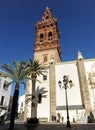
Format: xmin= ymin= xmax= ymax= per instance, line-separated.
xmin=76 ymin=50 xmax=91 ymax=113
xmin=49 ymin=61 xmax=56 ymax=121
xmin=24 ymin=80 xmax=30 ymax=122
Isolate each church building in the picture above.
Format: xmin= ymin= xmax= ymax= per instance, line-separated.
xmin=18 ymin=7 xmax=95 ymax=123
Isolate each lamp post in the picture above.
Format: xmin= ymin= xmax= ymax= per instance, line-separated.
xmin=58 ymin=75 xmax=73 ymax=128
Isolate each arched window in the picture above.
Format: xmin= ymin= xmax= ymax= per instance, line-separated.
xmin=40 ymin=33 xmax=44 ymax=42
xmin=48 ymin=32 xmax=52 ymax=40
xmin=46 ymin=16 xmax=49 ymax=19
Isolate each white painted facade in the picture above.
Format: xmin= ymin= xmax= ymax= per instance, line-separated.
xmin=36 ymin=70 xmax=50 ymax=120
xmin=18 ymin=70 xmax=50 ymax=120
xmin=0 ymin=70 xmax=12 ymax=116
xmin=18 ymin=57 xmax=95 ymax=123
xmin=55 ymin=58 xmax=95 ymax=123
xmin=55 ymin=61 xmax=83 ymax=122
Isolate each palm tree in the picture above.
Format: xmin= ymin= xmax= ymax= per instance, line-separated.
xmin=25 ymin=87 xmax=48 ymax=122
xmin=23 ymin=59 xmax=48 ymax=119
xmin=1 ymin=61 xmax=28 ymax=130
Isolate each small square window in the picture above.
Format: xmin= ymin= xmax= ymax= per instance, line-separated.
xmin=43 ymin=56 xmax=47 ymax=62
xmin=43 ymin=75 xmax=47 ymax=80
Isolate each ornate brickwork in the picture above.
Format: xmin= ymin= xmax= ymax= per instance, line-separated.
xmin=34 ymin=7 xmax=61 ymax=63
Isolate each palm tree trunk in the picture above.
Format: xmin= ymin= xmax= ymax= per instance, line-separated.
xmin=9 ymin=83 xmax=19 ymax=130
xmin=31 ymin=73 xmax=37 ymax=118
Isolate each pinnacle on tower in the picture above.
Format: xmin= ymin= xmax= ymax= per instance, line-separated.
xmin=77 ymin=50 xmax=84 ymax=60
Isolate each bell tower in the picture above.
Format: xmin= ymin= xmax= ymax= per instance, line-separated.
xmin=34 ymin=7 xmax=61 ymax=63
xmin=24 ymin=7 xmax=61 ymax=122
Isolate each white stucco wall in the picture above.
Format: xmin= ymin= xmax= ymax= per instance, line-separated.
xmin=21 ymin=58 xmax=95 ymax=122
xmin=23 ymin=69 xmax=50 ymax=120
xmin=55 ymin=61 xmax=85 ymax=122
xmin=0 ymin=70 xmax=12 ymax=116
xmin=55 ymin=61 xmax=82 ymax=106
xmin=36 ymin=70 xmax=50 ymax=120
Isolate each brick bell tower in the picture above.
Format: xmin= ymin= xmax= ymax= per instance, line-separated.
xmin=34 ymin=7 xmax=61 ymax=63
xmin=34 ymin=7 xmax=61 ymax=120
xmin=24 ymin=7 xmax=62 ymax=122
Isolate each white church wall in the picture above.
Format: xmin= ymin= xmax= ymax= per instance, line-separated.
xmin=22 ymin=58 xmax=95 ymax=122
xmin=55 ymin=61 xmax=86 ymax=122
xmin=18 ymin=70 xmax=50 ymax=120
xmin=36 ymin=70 xmax=50 ymax=120
xmin=55 ymin=61 xmax=82 ymax=106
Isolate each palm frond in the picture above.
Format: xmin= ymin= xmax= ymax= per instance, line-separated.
xmin=1 ymin=60 xmax=29 ymax=84
xmin=41 ymin=90 xmax=48 ymax=94
xmin=36 ymin=87 xmax=48 ymax=98
xmin=1 ymin=64 xmax=16 ymax=79
xmin=0 ymin=70 xmax=15 ymax=80
xmin=14 ymin=61 xmax=25 ymax=81
xmin=42 ymin=95 xmax=47 ymax=98
xmin=6 ymin=81 xmax=14 ymax=87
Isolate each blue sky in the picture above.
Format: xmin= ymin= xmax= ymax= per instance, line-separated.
xmin=0 ymin=0 xmax=95 ymax=95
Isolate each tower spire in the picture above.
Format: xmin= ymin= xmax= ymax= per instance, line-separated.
xmin=77 ymin=50 xmax=84 ymax=60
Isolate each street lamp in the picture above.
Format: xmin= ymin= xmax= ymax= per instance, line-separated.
xmin=58 ymin=75 xmax=73 ymax=128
